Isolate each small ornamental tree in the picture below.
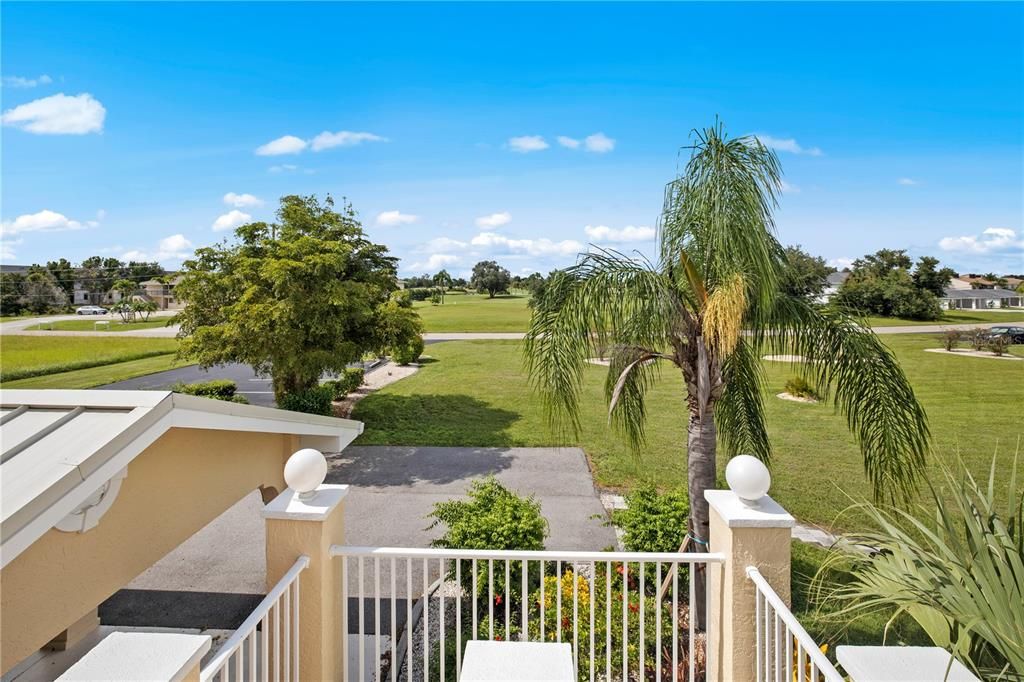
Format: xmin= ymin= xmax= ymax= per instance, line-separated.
xmin=173 ymin=194 xmax=413 ymax=403
xmin=471 ymin=260 xmax=511 ymax=298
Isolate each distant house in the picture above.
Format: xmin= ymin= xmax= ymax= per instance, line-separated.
xmin=139 ymin=276 xmax=183 ymax=310
xmin=816 ymin=270 xmax=850 ymax=304
xmin=947 ymin=277 xmax=973 ymax=291
xmin=940 ymin=287 xmax=1022 ymax=310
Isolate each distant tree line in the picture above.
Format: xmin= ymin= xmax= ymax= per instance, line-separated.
xmin=400 ymin=261 xmax=552 ymax=302
xmin=0 ymin=257 xmax=165 ymax=315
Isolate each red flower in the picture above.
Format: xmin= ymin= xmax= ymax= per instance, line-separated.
xmin=495 ymin=595 xmax=503 ymax=605
xmin=561 ymin=616 xmax=571 ymax=628
xmin=628 ymin=603 xmax=639 ymax=614
xmin=495 ymin=634 xmax=503 ymax=641
xmin=615 ymin=565 xmax=625 ymax=575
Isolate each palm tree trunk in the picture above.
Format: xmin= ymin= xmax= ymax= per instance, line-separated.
xmin=687 ymin=401 xmax=716 ymax=630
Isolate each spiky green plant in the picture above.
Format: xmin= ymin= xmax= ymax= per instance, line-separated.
xmin=523 ymin=121 xmax=930 ymax=618
xmin=819 ymin=454 xmax=1023 ymax=679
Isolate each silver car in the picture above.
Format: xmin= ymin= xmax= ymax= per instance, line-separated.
xmin=76 ymin=305 xmax=108 ymax=315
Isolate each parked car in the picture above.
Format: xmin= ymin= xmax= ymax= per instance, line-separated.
xmin=982 ymin=326 xmax=1024 ymax=344
xmin=75 ymin=305 xmax=108 ymax=315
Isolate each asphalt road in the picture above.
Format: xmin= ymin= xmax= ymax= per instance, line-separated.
xmin=100 ymin=362 xmax=277 ymax=406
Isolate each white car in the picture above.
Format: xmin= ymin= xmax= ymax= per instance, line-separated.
xmin=76 ymin=306 xmax=108 ymax=315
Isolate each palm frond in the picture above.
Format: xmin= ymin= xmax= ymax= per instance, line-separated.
xmin=524 ymin=251 xmax=680 ymax=438
xmin=605 ymin=345 xmax=668 ymax=449
xmin=714 ymin=338 xmax=771 ymax=463
xmin=659 ymin=121 xmax=786 ymax=312
xmin=767 ymin=297 xmax=930 ymax=501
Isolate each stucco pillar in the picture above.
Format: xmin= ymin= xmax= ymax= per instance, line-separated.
xmin=263 ymin=483 xmax=348 ymax=682
xmin=704 ymin=489 xmax=795 ymax=682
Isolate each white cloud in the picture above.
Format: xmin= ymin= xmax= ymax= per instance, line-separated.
xmin=752 ymin=134 xmax=822 ymax=156
xmin=375 ymin=210 xmax=419 ymax=227
xmin=471 ymin=232 xmax=583 ymax=257
xmin=255 ymin=135 xmax=308 ymax=156
xmin=475 ymin=211 xmax=512 ymax=228
xmin=423 ymin=237 xmax=469 ymax=252
xmin=508 ymin=135 xmax=549 ymax=153
xmin=0 ymin=209 xmax=90 ymax=237
xmin=584 ymin=132 xmax=615 ymax=153
xmin=1 ymin=238 xmax=23 ymax=261
xmin=2 ymin=93 xmax=105 ymax=135
xmin=122 ymin=234 xmax=195 ymax=263
xmin=212 ymin=209 xmax=252 ymax=232
xmin=780 ymin=180 xmax=801 ymax=194
xmin=828 ymin=257 xmax=855 ymax=270
xmin=268 ymin=164 xmax=298 ymax=173
xmin=2 ymin=74 xmax=53 ymax=88
xmin=310 ymin=130 xmax=387 ymax=151
xmin=411 ymin=253 xmax=460 ymax=271
xmin=897 ymin=178 xmax=919 ymax=186
xmin=939 ymin=227 xmax=1023 ymax=255
xmin=223 ymin=192 xmax=264 ymax=208
xmin=584 ymin=224 xmax=656 ymax=243
xmin=557 ymin=136 xmax=580 ymax=149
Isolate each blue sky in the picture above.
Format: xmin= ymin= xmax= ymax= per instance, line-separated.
xmin=2 ymin=2 xmax=1022 ymax=278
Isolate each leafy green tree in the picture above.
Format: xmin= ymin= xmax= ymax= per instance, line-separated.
xmin=0 ymin=272 xmax=25 ymax=315
xmin=79 ymin=256 xmax=123 ymax=302
xmin=524 ymin=122 xmax=929 ymax=620
xmin=779 ymin=245 xmax=833 ymax=301
xmin=173 ymin=194 xmax=408 ymax=402
xmin=912 ymin=256 xmax=956 ymax=297
xmin=133 ymin=299 xmax=158 ymax=321
xmin=471 ymin=260 xmax=511 ymax=298
xmin=45 ymin=258 xmax=75 ymax=302
xmin=833 ymin=249 xmax=945 ymax=320
xmin=20 ymin=267 xmax=66 ymax=313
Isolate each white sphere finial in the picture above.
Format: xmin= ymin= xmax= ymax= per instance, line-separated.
xmin=285 ymin=448 xmax=328 ymax=500
xmin=726 ymin=455 xmax=771 ymax=505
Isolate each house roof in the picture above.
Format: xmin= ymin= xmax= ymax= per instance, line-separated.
xmin=0 ymin=390 xmax=363 ymax=569
xmin=941 ymin=287 xmax=1022 ymax=300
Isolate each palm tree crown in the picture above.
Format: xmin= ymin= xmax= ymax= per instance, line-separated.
xmin=524 ymin=122 xmax=930 ymax=588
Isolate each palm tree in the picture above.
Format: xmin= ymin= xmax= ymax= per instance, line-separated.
xmin=524 ymin=121 xmax=929 ymax=618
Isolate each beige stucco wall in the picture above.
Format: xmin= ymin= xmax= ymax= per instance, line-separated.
xmin=0 ymin=428 xmax=294 ymax=674
xmin=705 ymin=510 xmax=791 ymax=682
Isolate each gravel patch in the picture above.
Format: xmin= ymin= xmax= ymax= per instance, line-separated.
xmin=762 ymin=354 xmax=806 ymax=362
xmin=776 ymin=391 xmax=819 ymax=404
xmin=334 ymin=360 xmax=424 ymax=417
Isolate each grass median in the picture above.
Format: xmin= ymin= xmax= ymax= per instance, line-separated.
xmin=25 ymin=318 xmax=174 ymax=332
xmin=0 ymin=335 xmax=179 ymax=382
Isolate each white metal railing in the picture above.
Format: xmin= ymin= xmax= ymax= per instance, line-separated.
xmin=331 ymin=545 xmax=724 ymax=682
xmin=747 ymin=566 xmax=843 ymax=682
xmin=201 ymin=555 xmax=309 ymax=682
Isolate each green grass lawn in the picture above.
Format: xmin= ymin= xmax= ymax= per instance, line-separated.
xmin=354 ymin=334 xmax=1023 ymax=531
xmin=413 ymin=292 xmax=532 ymax=332
xmin=866 ymin=309 xmax=1024 ymax=326
xmin=0 ymin=336 xmax=179 ymax=382
xmin=1 ymin=354 xmax=186 ymax=389
xmin=24 ymin=318 xmax=174 ymax=332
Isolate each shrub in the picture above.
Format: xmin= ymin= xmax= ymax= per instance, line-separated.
xmin=406 ymin=287 xmax=433 ymax=301
xmin=989 ymin=335 xmax=1010 ymax=357
xmin=784 ymin=375 xmax=819 ymax=400
xmin=968 ymin=327 xmax=989 ymax=351
xmin=430 ymin=289 xmax=443 ymax=305
xmin=942 ymin=329 xmax=961 ymax=352
xmin=391 ymin=336 xmax=424 ymax=365
xmin=173 ymin=379 xmax=243 ymax=401
xmin=323 ymin=368 xmax=365 ymax=400
xmin=429 ymin=476 xmax=547 ymax=601
xmin=611 ymin=485 xmax=689 ymax=554
xmin=278 ymin=384 xmax=334 ymax=415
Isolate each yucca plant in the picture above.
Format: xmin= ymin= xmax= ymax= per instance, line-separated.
xmin=524 ymin=120 xmax=930 ymax=622
xmin=820 ymin=454 xmax=1023 ymax=679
